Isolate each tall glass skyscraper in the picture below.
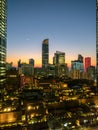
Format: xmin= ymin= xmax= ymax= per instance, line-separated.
xmin=53 ymin=51 xmax=65 ymax=65
xmin=0 ymin=0 xmax=7 ymax=88
xmin=42 ymin=39 xmax=49 ymax=69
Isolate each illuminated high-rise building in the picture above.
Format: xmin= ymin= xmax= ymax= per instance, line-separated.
xmin=71 ymin=60 xmax=84 ymax=72
xmin=53 ymin=51 xmax=68 ymax=76
xmin=85 ymin=57 xmax=91 ymax=71
xmin=53 ymin=51 xmax=65 ymax=65
xmin=0 ymin=0 xmax=7 ymax=88
xmin=42 ymin=39 xmax=49 ymax=68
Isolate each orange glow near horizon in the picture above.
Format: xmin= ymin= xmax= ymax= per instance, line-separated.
xmin=7 ymin=56 xmax=42 ymax=68
xmin=6 ymin=56 xmax=96 ymax=68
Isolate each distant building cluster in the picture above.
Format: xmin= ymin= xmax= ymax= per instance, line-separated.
xmin=0 ymin=0 xmax=97 ymax=91
xmin=6 ymin=38 xmax=96 ymax=81
xmin=0 ymin=1 xmax=97 ymax=129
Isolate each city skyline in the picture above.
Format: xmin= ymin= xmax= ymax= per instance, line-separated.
xmin=7 ymin=0 xmax=96 ymax=67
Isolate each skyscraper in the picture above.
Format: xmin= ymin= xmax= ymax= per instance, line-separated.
xmin=53 ymin=51 xmax=68 ymax=76
xmin=53 ymin=51 xmax=65 ymax=65
xmin=0 ymin=0 xmax=7 ymax=88
xmin=78 ymin=54 xmax=83 ymax=63
xmin=85 ymin=57 xmax=91 ymax=71
xmin=29 ymin=58 xmax=34 ymax=66
xmin=71 ymin=60 xmax=84 ymax=72
xmin=42 ymin=39 xmax=49 ymax=68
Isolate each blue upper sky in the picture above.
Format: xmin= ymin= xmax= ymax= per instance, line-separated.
xmin=7 ymin=0 xmax=96 ymax=67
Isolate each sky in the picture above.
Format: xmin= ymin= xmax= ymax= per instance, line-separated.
xmin=7 ymin=0 xmax=96 ymax=68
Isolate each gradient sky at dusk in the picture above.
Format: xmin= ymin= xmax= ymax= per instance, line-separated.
xmin=7 ymin=0 xmax=96 ymax=67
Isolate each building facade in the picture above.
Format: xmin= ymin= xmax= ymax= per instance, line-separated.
xmin=0 ymin=0 xmax=7 ymax=88
xmin=42 ymin=39 xmax=49 ymax=69
xmin=85 ymin=57 xmax=91 ymax=71
xmin=53 ymin=51 xmax=65 ymax=65
xmin=53 ymin=51 xmax=68 ymax=76
xmin=71 ymin=60 xmax=84 ymax=72
xmin=19 ymin=63 xmax=34 ymax=76
xmin=86 ymin=66 xmax=96 ymax=80
xmin=29 ymin=58 xmax=34 ymax=66
xmin=78 ymin=54 xmax=83 ymax=63
xmin=71 ymin=60 xmax=84 ymax=79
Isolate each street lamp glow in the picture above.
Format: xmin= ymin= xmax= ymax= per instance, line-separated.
xmin=8 ymin=107 xmax=11 ymax=111
xmin=27 ymin=105 xmax=32 ymax=110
